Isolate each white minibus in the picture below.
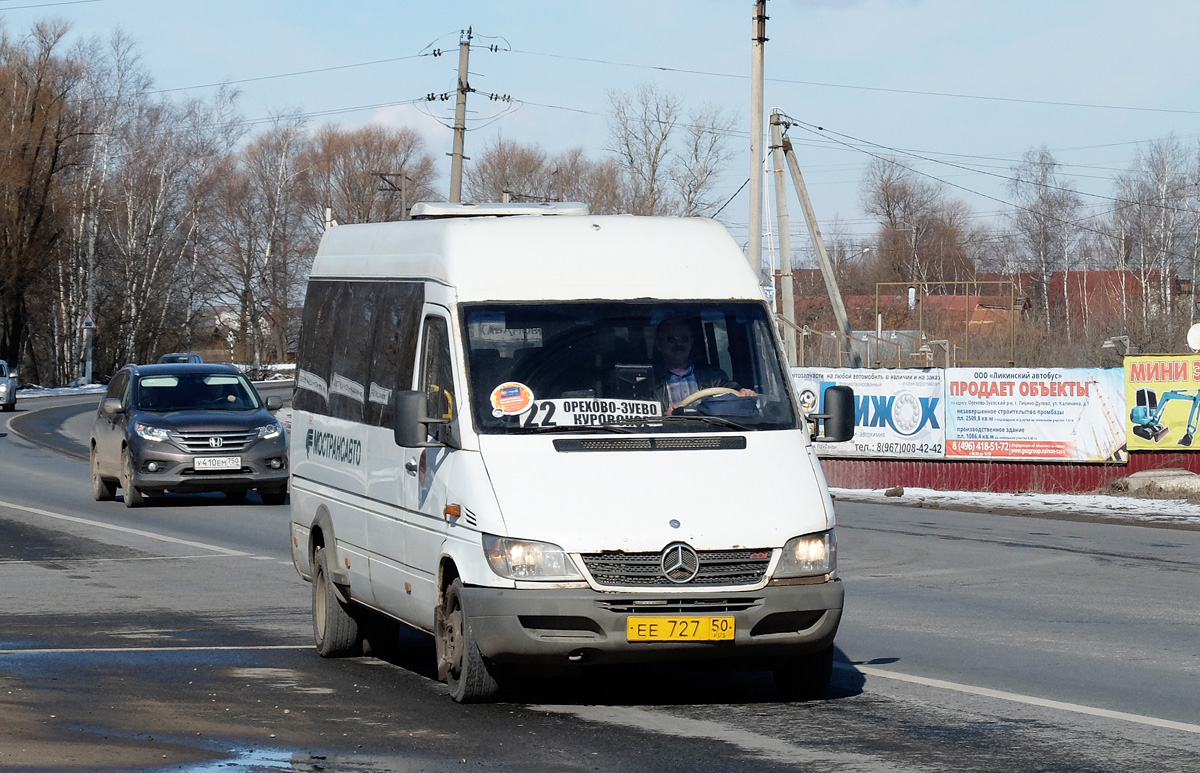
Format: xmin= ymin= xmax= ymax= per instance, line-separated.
xmin=289 ymin=202 xmax=853 ymax=702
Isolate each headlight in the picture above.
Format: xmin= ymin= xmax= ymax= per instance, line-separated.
xmin=775 ymin=530 xmax=836 ymax=578
xmin=135 ymin=423 xmax=171 ymax=443
xmin=257 ymin=422 xmax=283 ymax=440
xmin=482 ymin=535 xmax=584 ymax=581
xmin=0 ymin=383 xmax=6 ymax=393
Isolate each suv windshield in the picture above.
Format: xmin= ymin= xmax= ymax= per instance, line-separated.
xmin=135 ymin=373 xmax=260 ymax=412
xmin=464 ymin=302 xmax=797 ymax=434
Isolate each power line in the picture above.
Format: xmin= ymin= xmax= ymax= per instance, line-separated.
xmin=150 ymin=54 xmax=429 ymax=95
xmin=508 ymin=48 xmax=1200 ymax=117
xmin=0 ymin=0 xmax=103 ymax=8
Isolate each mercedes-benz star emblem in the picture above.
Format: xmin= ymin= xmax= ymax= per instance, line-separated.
xmin=660 ymin=542 xmax=700 ymax=584
xmin=208 ymin=436 xmax=224 ymax=448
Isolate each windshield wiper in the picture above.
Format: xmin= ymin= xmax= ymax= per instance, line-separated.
xmin=517 ymin=423 xmax=638 ymax=434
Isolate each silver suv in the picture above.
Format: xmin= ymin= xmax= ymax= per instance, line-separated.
xmin=0 ymin=359 xmax=15 ymax=412
xmin=89 ymin=363 xmax=288 ymax=507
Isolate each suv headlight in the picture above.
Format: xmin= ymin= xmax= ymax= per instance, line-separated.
xmin=482 ymin=535 xmax=584 ymax=581
xmin=257 ymin=421 xmax=283 ymax=440
xmin=775 ymin=530 xmax=836 ymax=578
xmin=135 ymin=423 xmax=171 ymax=443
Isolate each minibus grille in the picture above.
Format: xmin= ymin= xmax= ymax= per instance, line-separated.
xmin=581 ymin=548 xmax=771 ymax=587
xmin=599 ymin=598 xmax=759 ymax=614
xmin=170 ymin=430 xmax=255 ymax=453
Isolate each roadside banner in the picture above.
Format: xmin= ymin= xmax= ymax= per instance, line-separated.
xmin=1125 ymin=355 xmax=1200 ymax=451
xmin=791 ymin=367 xmax=945 ymax=458
xmin=944 ymin=368 xmax=1126 ymax=462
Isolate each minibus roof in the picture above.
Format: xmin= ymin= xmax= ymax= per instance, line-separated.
xmin=308 ymin=214 xmax=765 ymax=303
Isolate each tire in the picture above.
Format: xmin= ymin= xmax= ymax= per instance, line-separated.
xmin=91 ymin=447 xmax=116 ymax=502
xmin=773 ymin=645 xmax=834 ymax=701
xmin=121 ymin=449 xmax=146 ymax=508
xmin=437 ymin=578 xmax=500 ymax=703
xmin=1 ymin=402 xmax=13 ymax=412
xmin=312 ymin=548 xmax=360 ymax=657
xmin=259 ymin=485 xmax=288 ymax=506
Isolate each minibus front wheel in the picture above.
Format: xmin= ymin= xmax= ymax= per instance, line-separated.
xmin=437 ymin=578 xmax=500 ymax=703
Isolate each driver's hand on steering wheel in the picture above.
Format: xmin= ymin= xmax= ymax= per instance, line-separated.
xmin=667 ymin=387 xmax=757 ymax=415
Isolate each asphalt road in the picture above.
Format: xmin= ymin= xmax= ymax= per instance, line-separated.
xmin=1 ymin=391 xmax=1198 ymax=772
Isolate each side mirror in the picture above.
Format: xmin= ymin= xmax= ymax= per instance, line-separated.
xmin=393 ymin=390 xmax=455 ymax=448
xmin=101 ymin=397 xmax=125 ymax=416
xmin=809 ymin=385 xmax=855 ymax=443
xmin=265 ymin=395 xmax=283 ymax=411
xmin=8 ymin=371 xmax=16 ymax=381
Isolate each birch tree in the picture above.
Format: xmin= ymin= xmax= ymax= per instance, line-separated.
xmin=1007 ymin=147 xmax=1083 ymax=333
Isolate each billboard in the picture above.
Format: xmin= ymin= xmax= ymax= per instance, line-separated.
xmin=1125 ymin=355 xmax=1200 ymax=451
xmin=944 ymin=368 xmax=1126 ymax=462
xmin=791 ymin=368 xmax=945 ymax=458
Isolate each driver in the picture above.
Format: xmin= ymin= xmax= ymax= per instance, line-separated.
xmin=653 ymin=318 xmax=755 ymax=414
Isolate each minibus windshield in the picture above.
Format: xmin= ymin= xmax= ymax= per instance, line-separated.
xmin=463 ymin=302 xmax=798 ymax=434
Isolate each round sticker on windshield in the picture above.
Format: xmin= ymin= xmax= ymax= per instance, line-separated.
xmin=490 ymin=382 xmax=535 ymax=417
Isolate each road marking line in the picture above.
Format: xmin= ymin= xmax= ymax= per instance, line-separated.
xmin=0 ymin=554 xmax=242 ymax=565
xmin=847 ymin=664 xmax=1200 ymax=734
xmin=0 ymin=645 xmax=309 ymax=655
xmin=0 ymin=499 xmax=248 ymax=557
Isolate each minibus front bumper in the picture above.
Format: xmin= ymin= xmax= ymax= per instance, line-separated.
xmin=460 ymin=579 xmax=843 ymax=666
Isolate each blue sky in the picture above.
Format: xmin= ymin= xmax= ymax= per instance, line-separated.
xmin=11 ymin=0 xmax=1200 ymax=257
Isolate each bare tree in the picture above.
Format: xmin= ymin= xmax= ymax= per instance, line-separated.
xmin=606 ymin=85 xmax=680 ymax=216
xmin=207 ymin=116 xmax=315 ymax=369
xmin=670 ymin=102 xmax=734 ymax=216
xmin=464 ymin=134 xmax=550 ymax=202
xmin=51 ymin=29 xmax=150 ymax=383
xmin=0 ymin=21 xmax=84 ymax=377
xmin=860 ymin=157 xmax=944 ymax=284
xmin=300 ymin=124 xmax=437 ymax=226
xmin=1109 ymin=137 xmax=1190 ymax=346
xmin=1007 ymin=147 xmax=1083 ymax=333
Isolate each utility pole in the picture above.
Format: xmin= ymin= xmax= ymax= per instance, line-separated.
xmin=748 ymin=0 xmax=767 ymax=274
xmin=779 ymin=124 xmax=860 ymax=367
xmin=768 ymin=112 xmax=796 ymax=364
xmin=449 ymin=27 xmax=472 ymax=203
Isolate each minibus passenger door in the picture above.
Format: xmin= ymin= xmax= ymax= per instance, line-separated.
xmin=399 ymin=311 xmax=460 ymax=628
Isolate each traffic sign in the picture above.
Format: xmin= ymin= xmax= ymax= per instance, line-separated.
xmin=80 ymin=313 xmax=97 ymax=330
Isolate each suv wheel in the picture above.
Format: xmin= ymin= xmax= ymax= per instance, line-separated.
xmin=91 ymin=447 xmax=116 ymax=502
xmin=121 ymin=449 xmax=146 ymax=508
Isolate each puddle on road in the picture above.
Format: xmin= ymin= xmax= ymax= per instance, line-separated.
xmin=169 ymin=745 xmax=423 ymax=773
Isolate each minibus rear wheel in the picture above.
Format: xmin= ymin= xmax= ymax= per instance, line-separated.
xmin=438 ymin=578 xmax=500 ymax=703
xmin=312 ymin=547 xmax=360 ymax=657
xmin=773 ymin=645 xmax=834 ymax=701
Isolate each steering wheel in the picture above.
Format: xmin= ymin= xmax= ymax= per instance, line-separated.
xmin=675 ymin=386 xmax=741 ymax=409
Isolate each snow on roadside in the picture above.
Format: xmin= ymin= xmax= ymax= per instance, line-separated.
xmin=833 ymin=486 xmax=1200 ymax=527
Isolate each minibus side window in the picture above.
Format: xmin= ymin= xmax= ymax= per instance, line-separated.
xmin=365 ymin=282 xmax=423 ymax=428
xmin=420 ymin=316 xmax=457 ymax=444
xmin=294 ymin=281 xmax=338 ymax=416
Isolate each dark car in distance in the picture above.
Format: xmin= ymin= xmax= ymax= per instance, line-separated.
xmin=89 ymin=363 xmax=288 ymax=507
xmin=157 ymin=352 xmax=204 ymax=364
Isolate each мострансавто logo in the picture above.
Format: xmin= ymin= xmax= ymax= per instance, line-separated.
xmin=305 ymin=428 xmax=362 ymax=465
